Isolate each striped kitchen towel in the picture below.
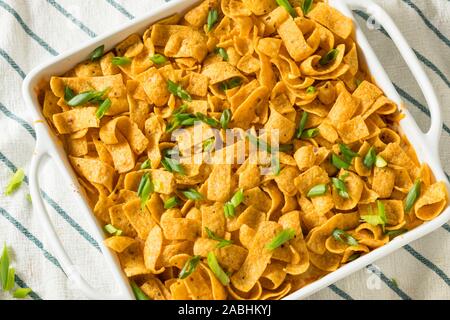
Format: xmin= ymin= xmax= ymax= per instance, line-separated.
xmin=0 ymin=0 xmax=449 ymax=300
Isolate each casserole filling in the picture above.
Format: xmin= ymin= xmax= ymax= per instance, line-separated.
xmin=38 ymin=0 xmax=448 ymax=300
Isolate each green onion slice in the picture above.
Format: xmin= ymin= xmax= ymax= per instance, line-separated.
xmin=247 ymin=133 xmax=271 ymax=153
xmin=140 ymin=159 xmax=151 ymax=170
xmin=363 ymin=146 xmax=376 ymax=169
xmin=5 ymin=168 xmax=25 ymax=196
xmin=203 ymin=137 xmax=215 ymax=152
xmin=307 ymin=184 xmax=328 ymax=198
xmin=375 ymin=155 xmax=388 ymax=168
xmin=179 ymin=255 xmax=201 ymax=279
xmin=360 ymin=200 xmax=387 ymax=231
xmin=296 ymin=112 xmax=309 ymax=139
xmin=405 ymin=180 xmax=421 ymax=213
xmin=207 ymin=252 xmax=230 ymax=286
xmin=95 ymin=98 xmax=112 ymax=119
xmin=196 ymin=112 xmax=221 ymax=128
xmin=219 ymin=77 xmax=242 ymax=91
xmin=386 ymin=229 xmax=407 ymax=239
xmin=64 ymin=86 xmax=75 ymax=102
xmin=306 ymin=86 xmax=316 ymax=94
xmin=112 ymin=56 xmax=131 ymax=66
xmin=332 ymin=228 xmax=358 ymax=246
xmin=67 ymin=89 xmax=108 ymax=107
xmin=167 ymin=80 xmax=192 ymax=101
xmin=301 ymin=128 xmax=319 ymax=139
xmin=150 ymin=54 xmax=167 ymax=65
xmin=164 ymin=196 xmax=179 ymax=209
xmin=276 ymin=0 xmax=298 ymax=17
xmin=223 ymin=203 xmax=235 ymax=219
xmin=5 ymin=267 xmax=15 ymax=291
xmin=302 ymin=0 xmax=314 ymax=15
xmin=215 ymin=47 xmax=229 ymax=61
xmin=131 ymin=281 xmax=150 ymax=300
xmin=319 ymin=49 xmax=339 ymax=66
xmin=220 ymin=109 xmax=232 ymax=129
xmin=13 ymin=288 xmax=32 ymax=299
xmin=104 ymin=224 xmax=122 ymax=236
xmin=0 ymin=244 xmax=10 ymax=290
xmin=331 ymin=154 xmax=350 ymax=170
xmin=137 ymin=173 xmax=154 ymax=208
xmin=89 ymin=45 xmax=104 ymax=61
xmin=331 ymin=176 xmax=349 ymax=199
xmin=229 ymin=189 xmax=244 ymax=207
xmin=181 ymin=188 xmax=203 ymax=201
xmin=206 ymin=9 xmax=219 ymax=32
xmin=266 ymin=228 xmax=296 ymax=250
xmin=205 ymin=227 xmax=233 ymax=248
xmin=339 ymin=144 xmax=359 ymax=163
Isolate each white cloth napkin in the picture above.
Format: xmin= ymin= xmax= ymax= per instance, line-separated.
xmin=0 ymin=0 xmax=449 ymax=300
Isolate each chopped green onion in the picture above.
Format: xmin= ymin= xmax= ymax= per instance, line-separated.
xmin=207 ymin=252 xmax=229 ymax=286
xmin=405 ymin=180 xmax=421 ymax=213
xmin=206 ymin=9 xmax=219 ymax=32
xmin=13 ymin=288 xmax=32 ymax=299
xmin=203 ymin=137 xmax=215 ymax=152
xmin=386 ymin=229 xmax=407 ymax=239
xmin=164 ymin=196 xmax=179 ymax=209
xmin=140 ymin=159 xmax=151 ymax=170
xmin=104 ymin=224 xmax=122 ymax=236
xmin=161 ymin=150 xmax=185 ymax=175
xmin=229 ymin=189 xmax=244 ymax=208
xmin=196 ymin=112 xmax=221 ymax=128
xmin=220 ymin=109 xmax=232 ymax=129
xmin=319 ymin=49 xmax=339 ymax=66
xmin=173 ymin=104 xmax=188 ymax=115
xmin=181 ymin=188 xmax=203 ymax=201
xmin=331 ymin=154 xmax=350 ymax=170
xmin=67 ymin=89 xmax=108 ymax=107
xmin=5 ymin=267 xmax=15 ymax=291
xmin=302 ymin=0 xmax=314 ymax=15
xmin=339 ymin=144 xmax=359 ymax=163
xmin=247 ymin=133 xmax=271 ymax=153
xmin=296 ymin=112 xmax=309 ymax=139
xmin=307 ymin=184 xmax=328 ymax=198
xmin=96 ymin=98 xmax=112 ymax=119
xmin=363 ymin=147 xmax=376 ymax=169
xmin=278 ymin=144 xmax=294 ymax=152
xmin=347 ymin=253 xmax=360 ymax=262
xmin=224 ymin=203 xmax=235 ymax=219
xmin=205 ymin=227 xmax=233 ymax=248
xmin=179 ymin=255 xmax=201 ymax=279
xmin=131 ymin=281 xmax=150 ymax=300
xmin=64 ymin=86 xmax=75 ymax=102
xmin=301 ymin=128 xmax=319 ymax=139
xmin=26 ymin=194 xmax=32 ymax=203
xmin=391 ymin=278 xmax=398 ymax=288
xmin=112 ymin=56 xmax=131 ymax=66
xmin=89 ymin=45 xmax=104 ymax=61
xmin=0 ymin=244 xmax=10 ymax=290
xmin=167 ymin=80 xmax=192 ymax=102
xmin=375 ymin=155 xmax=388 ymax=168
xmin=137 ymin=173 xmax=154 ymax=208
xmin=272 ymin=154 xmax=281 ymax=176
xmin=219 ymin=77 xmax=242 ymax=91
xmin=150 ymin=54 xmax=167 ymax=65
xmin=306 ymin=85 xmax=316 ymax=94
xmin=276 ymin=0 xmax=298 ymax=17
xmin=215 ymin=47 xmax=229 ymax=61
xmin=266 ymin=228 xmax=296 ymax=250
xmin=331 ymin=176 xmax=349 ymax=199
xmin=361 ymin=200 xmax=387 ymax=231
xmin=332 ymin=228 xmax=358 ymax=246
xmin=5 ymin=168 xmax=25 ymax=196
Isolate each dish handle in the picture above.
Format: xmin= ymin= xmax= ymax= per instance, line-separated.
xmin=29 ymin=126 xmax=132 ymax=300
xmin=336 ymin=0 xmax=443 ymax=158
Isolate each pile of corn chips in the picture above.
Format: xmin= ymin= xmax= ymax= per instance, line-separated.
xmin=39 ymin=0 xmax=448 ymax=300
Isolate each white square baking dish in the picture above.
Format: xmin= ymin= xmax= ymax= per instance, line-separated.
xmin=22 ymin=0 xmax=450 ymax=300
